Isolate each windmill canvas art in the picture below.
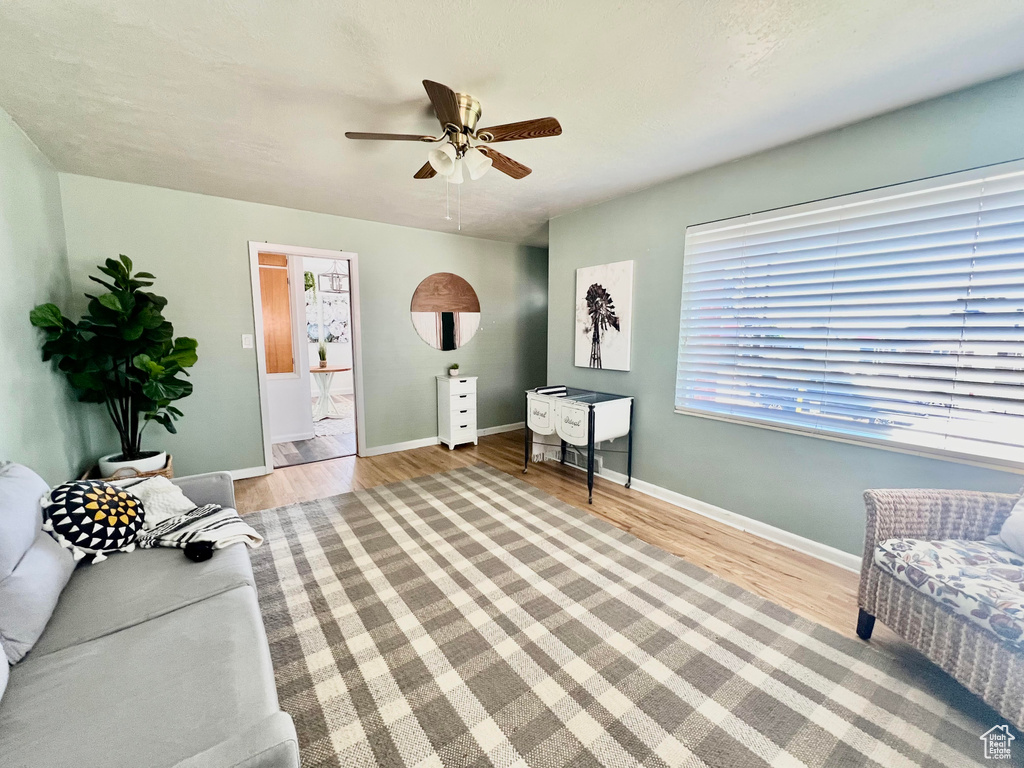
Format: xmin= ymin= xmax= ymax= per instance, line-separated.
xmin=574 ymin=260 xmax=634 ymax=371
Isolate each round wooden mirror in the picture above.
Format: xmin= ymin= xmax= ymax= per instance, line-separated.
xmin=410 ymin=273 xmax=481 ymax=350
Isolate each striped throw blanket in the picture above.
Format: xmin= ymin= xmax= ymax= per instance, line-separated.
xmin=137 ymin=504 xmax=263 ymax=551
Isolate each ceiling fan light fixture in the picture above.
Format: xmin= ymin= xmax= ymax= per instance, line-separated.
xmin=428 ymin=142 xmax=456 ymax=175
xmin=448 ymin=157 xmax=465 ymax=184
xmin=348 ymin=80 xmax=557 ymax=183
xmin=463 ymin=146 xmax=492 ymax=180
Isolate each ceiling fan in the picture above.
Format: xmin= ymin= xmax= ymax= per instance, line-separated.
xmin=345 ymin=80 xmax=562 ymax=183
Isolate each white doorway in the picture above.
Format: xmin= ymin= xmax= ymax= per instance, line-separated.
xmin=248 ymin=242 xmax=366 ymax=471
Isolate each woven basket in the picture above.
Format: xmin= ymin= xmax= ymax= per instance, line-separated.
xmin=80 ymin=454 xmax=173 ymax=482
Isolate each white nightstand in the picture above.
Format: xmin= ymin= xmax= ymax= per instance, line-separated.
xmin=437 ymin=375 xmax=478 ymax=449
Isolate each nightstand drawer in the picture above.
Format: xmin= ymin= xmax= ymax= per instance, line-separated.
xmin=449 ymin=409 xmax=477 ymax=430
xmin=450 ymin=425 xmax=477 ymax=445
xmin=450 ymin=392 xmax=476 ymax=409
xmin=447 ymin=377 xmax=476 ymax=395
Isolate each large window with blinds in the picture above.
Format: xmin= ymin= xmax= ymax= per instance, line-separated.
xmin=676 ymin=160 xmax=1024 ymax=467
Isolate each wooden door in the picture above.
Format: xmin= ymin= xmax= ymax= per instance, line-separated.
xmin=258 ymin=253 xmax=294 ymax=374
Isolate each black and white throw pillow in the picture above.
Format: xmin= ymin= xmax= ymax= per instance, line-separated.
xmin=41 ymin=480 xmax=145 ymax=563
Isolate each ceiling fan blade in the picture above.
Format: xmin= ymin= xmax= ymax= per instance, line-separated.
xmin=414 ymin=162 xmax=437 ymax=179
xmin=479 ymin=147 xmax=531 ymax=179
xmin=422 ymin=80 xmax=463 ymax=131
xmin=345 ymin=132 xmax=433 ymax=141
xmin=476 ymin=117 xmax=562 ymax=143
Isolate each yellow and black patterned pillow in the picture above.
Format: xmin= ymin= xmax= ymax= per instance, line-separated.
xmin=41 ymin=480 xmax=145 ymax=564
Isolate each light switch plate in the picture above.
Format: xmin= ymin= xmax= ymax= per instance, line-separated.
xmin=241 ymin=334 xmax=254 ymax=349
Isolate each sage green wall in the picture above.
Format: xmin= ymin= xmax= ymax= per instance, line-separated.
xmin=0 ymin=109 xmax=87 ymax=483
xmin=58 ymin=174 xmax=548 ymax=477
xmin=549 ymin=72 xmax=1024 ymax=556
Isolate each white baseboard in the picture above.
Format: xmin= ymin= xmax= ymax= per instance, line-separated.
xmin=362 ymin=435 xmax=440 ymax=457
xmin=555 ymin=461 xmax=860 ymax=572
xmin=229 ymin=466 xmax=271 ymax=480
xmin=478 ymin=421 xmax=525 ymax=436
xmin=362 ymin=423 xmax=524 ymax=457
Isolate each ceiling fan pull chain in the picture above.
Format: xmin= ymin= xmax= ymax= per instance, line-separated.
xmin=445 ymin=178 xmax=451 ymax=221
xmin=458 ymin=183 xmax=462 ymax=231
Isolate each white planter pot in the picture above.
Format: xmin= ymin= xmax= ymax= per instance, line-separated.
xmin=98 ymin=450 xmax=167 ymax=479
xmin=449 ymin=369 xmax=460 ymax=377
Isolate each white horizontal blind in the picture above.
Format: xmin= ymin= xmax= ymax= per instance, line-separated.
xmin=676 ymin=160 xmax=1024 ymax=466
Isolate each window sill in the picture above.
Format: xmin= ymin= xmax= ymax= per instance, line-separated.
xmin=673 ymin=406 xmax=1024 ymax=475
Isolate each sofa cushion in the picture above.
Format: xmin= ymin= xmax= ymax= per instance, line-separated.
xmin=875 ymin=538 xmax=1024 ymax=645
xmin=0 ymin=462 xmax=49 ymax=580
xmin=0 ymin=586 xmax=278 ymax=768
xmin=30 ymin=542 xmax=255 ymax=658
xmin=0 ymin=530 xmax=76 ymax=663
xmin=169 ymin=711 xmax=299 ymax=768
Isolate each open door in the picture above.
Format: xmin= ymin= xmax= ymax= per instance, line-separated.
xmin=257 ymin=253 xmax=294 ymax=374
xmin=250 ymin=243 xmax=364 ymax=472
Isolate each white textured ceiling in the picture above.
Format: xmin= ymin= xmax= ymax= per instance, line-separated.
xmin=2 ymin=2 xmax=1024 ymax=246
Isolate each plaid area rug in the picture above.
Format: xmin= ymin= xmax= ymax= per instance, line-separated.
xmin=249 ymin=465 xmax=1002 ymax=767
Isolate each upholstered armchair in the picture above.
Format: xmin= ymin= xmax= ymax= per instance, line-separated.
xmin=858 ymin=488 xmax=1024 ymax=728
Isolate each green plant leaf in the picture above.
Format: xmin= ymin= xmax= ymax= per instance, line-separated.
xmin=118 ymin=291 xmax=136 ymax=314
xmin=144 ymin=412 xmax=177 ymax=434
xmin=162 ymin=337 xmax=199 ymax=369
xmin=69 ymin=371 xmax=105 ymax=391
xmin=137 ymin=305 xmax=164 ymax=329
xmin=141 ymin=292 xmax=168 ymax=309
xmin=98 ymin=293 xmax=123 ymax=312
xmin=103 ymin=258 xmax=129 ymax=284
xmin=122 ymin=320 xmax=145 ymax=341
xmin=84 ymin=298 xmax=117 ymax=324
xmin=133 ymin=354 xmax=165 ymax=376
xmin=29 ymin=303 xmax=64 ymax=328
xmin=82 ymin=357 xmax=113 ymax=373
xmin=142 ymin=379 xmax=191 ymax=401
xmin=88 ymin=275 xmax=117 ymax=291
xmin=149 ymin=323 xmax=174 ymax=342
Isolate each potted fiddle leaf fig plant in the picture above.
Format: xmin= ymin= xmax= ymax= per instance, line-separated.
xmin=30 ymin=255 xmax=199 ymax=477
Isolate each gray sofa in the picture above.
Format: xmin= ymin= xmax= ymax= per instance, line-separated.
xmin=0 ymin=469 xmax=299 ymax=768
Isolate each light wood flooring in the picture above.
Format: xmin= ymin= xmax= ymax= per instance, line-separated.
xmin=271 ymin=395 xmax=356 ymax=469
xmin=272 ymin=432 xmax=356 ymax=468
xmin=236 ymin=429 xmax=902 ymax=647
